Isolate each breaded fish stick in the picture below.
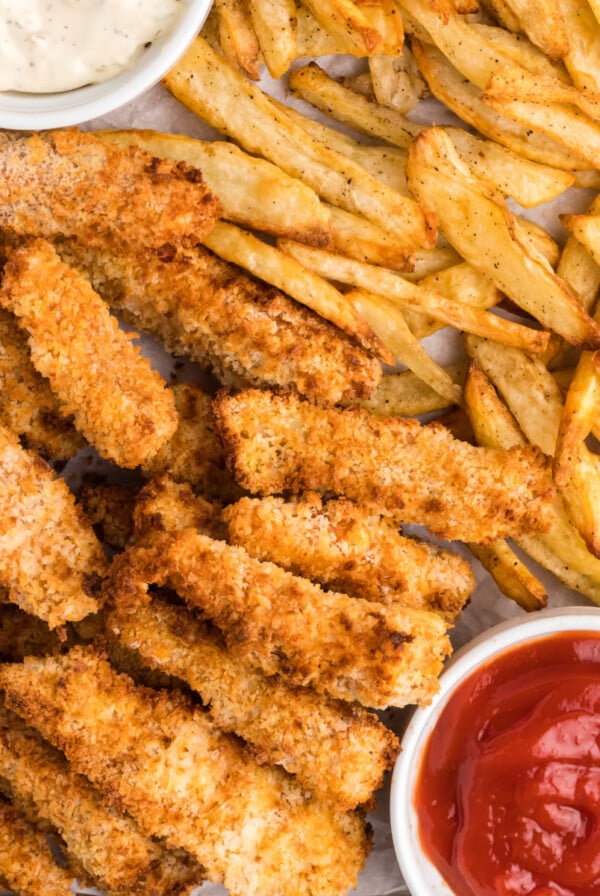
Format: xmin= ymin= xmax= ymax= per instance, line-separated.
xmin=141 ymin=382 xmax=242 ymax=500
xmin=1 ymin=240 xmax=178 ymax=469
xmin=0 ymin=800 xmax=76 ymax=895
xmin=107 ymin=593 xmax=399 ymax=809
xmin=0 ymin=129 xmax=219 ymax=251
xmin=0 ymin=422 xmax=107 ymax=628
xmin=0 ymin=705 xmax=203 ymax=896
xmin=132 ymin=475 xmax=226 ymax=542
xmin=223 ymin=494 xmax=475 ymax=621
xmin=109 ymin=532 xmax=451 ymax=708
xmin=56 ymin=240 xmax=381 ymax=406
xmin=0 ymin=307 xmax=83 ymax=460
xmin=0 ymin=647 xmax=371 ymax=896
xmin=214 ymin=389 xmax=556 ymax=543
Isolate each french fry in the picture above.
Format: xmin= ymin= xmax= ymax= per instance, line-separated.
xmin=368 ymin=48 xmax=425 ymax=113
xmin=164 ymin=37 xmax=435 ymax=249
xmin=403 ymin=246 xmax=463 ymax=280
xmin=296 ymin=5 xmax=346 ymax=55
xmin=554 ymin=350 xmax=600 ymax=487
xmin=406 ymin=127 xmax=600 ymax=347
xmin=349 ymin=361 xmax=468 ymax=416
xmin=345 ymin=288 xmax=463 ymax=405
xmin=559 ymin=0 xmax=600 ymax=93
xmin=479 ymin=0 xmax=522 ymax=32
xmin=356 ymin=0 xmax=405 ymax=55
xmin=213 ymin=0 xmax=261 ymax=79
xmin=561 ymin=213 xmax=600 ymax=265
xmin=494 ymin=0 xmax=568 ymax=61
xmin=328 ymin=205 xmax=413 ymax=271
xmin=513 ymin=217 xmax=561 ymax=269
xmin=468 ymin=541 xmax=547 ymax=612
xmin=299 ymin=0 xmax=383 ymax=54
xmin=280 ymin=238 xmax=550 ymax=354
xmin=247 ymin=0 xmax=297 ymax=78
xmin=98 ymin=128 xmax=332 ymax=247
xmin=407 ymin=263 xmax=501 ymax=340
xmin=557 ymin=202 xmax=600 ymax=313
xmin=203 ymin=221 xmax=393 ymax=363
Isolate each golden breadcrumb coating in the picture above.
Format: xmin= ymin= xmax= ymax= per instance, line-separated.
xmin=223 ymin=494 xmax=475 ymax=621
xmin=0 ymin=129 xmax=219 ymax=251
xmin=0 ymin=705 xmax=203 ymax=896
xmin=1 ymin=240 xmax=178 ymax=468
xmin=0 ymin=646 xmax=372 ymax=896
xmin=215 ymin=389 xmax=556 ymax=544
xmin=55 ymin=240 xmax=381 ymax=406
xmin=107 ymin=593 xmax=399 ymax=810
xmin=0 ymin=800 xmax=76 ymax=895
xmin=133 ymin=475 xmax=226 ymax=542
xmin=0 ymin=422 xmax=107 ymax=628
xmin=141 ymin=382 xmax=242 ymax=500
xmin=77 ymin=482 xmax=137 ymax=550
xmin=0 ymin=307 xmax=83 ymax=460
xmin=108 ymin=532 xmax=451 ymax=708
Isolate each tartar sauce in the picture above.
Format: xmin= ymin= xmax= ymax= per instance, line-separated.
xmin=0 ymin=0 xmax=185 ymax=93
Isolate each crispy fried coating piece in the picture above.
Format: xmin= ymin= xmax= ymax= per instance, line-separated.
xmin=0 ymin=800 xmax=76 ymax=895
xmin=0 ymin=646 xmax=372 ymax=896
xmin=133 ymin=475 xmax=226 ymax=542
xmin=0 ymin=604 xmax=64 ymax=661
xmin=1 ymin=240 xmax=178 ymax=469
xmin=108 ymin=532 xmax=451 ymax=708
xmin=0 ymin=129 xmax=219 ymax=251
xmin=77 ymin=482 xmax=137 ymax=550
xmin=55 ymin=240 xmax=381 ymax=406
xmin=0 ymin=307 xmax=83 ymax=460
xmin=107 ymin=593 xmax=399 ymax=809
xmin=215 ymin=389 xmax=556 ymax=544
xmin=0 ymin=422 xmax=107 ymax=628
xmin=141 ymin=382 xmax=242 ymax=500
xmin=0 ymin=705 xmax=203 ymax=896
xmin=223 ymin=494 xmax=475 ymax=621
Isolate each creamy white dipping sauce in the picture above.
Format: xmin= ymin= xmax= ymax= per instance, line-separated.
xmin=0 ymin=0 xmax=185 ymax=93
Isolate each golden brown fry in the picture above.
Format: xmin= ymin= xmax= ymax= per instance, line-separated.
xmin=0 ymin=646 xmax=372 ymax=896
xmin=0 ymin=422 xmax=107 ymax=628
xmin=349 ymin=362 xmax=468 ymax=416
xmin=554 ymin=350 xmax=600 ymax=487
xmin=497 ymin=0 xmax=568 ymax=60
xmin=56 ymin=240 xmax=381 ymax=407
xmin=107 ymin=593 xmax=399 ymax=810
xmin=248 ymin=0 xmax=297 ymax=77
xmin=300 ymin=0 xmax=383 ymax=53
xmin=0 ymin=307 xmax=83 ymax=460
xmin=223 ymin=493 xmax=474 ymax=620
xmin=368 ymin=48 xmax=425 ymax=113
xmin=468 ymin=541 xmax=547 ymax=612
xmin=110 ymin=533 xmax=450 ymax=708
xmin=214 ymin=0 xmax=261 ymax=79
xmin=409 ymin=263 xmax=502 ymax=340
xmin=1 ymin=240 xmax=178 ymax=469
xmin=0 ymin=800 xmax=77 ymax=895
xmin=558 ymin=0 xmax=600 ymax=93
xmin=0 ymin=705 xmax=203 ymax=896
xmin=214 ymin=388 xmax=555 ymax=543
xmin=296 ymin=5 xmax=345 ymax=55
xmin=327 ymin=205 xmax=413 ymax=271
xmin=0 ymin=129 xmax=219 ymax=251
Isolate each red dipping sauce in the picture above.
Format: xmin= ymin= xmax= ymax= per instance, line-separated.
xmin=415 ymin=632 xmax=600 ymax=896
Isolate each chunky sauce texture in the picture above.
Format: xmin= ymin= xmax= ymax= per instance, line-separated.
xmin=416 ymin=632 xmax=600 ymax=896
xmin=0 ymin=0 xmax=184 ymax=93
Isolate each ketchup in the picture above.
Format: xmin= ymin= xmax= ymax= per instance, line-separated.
xmin=415 ymin=632 xmax=600 ymax=896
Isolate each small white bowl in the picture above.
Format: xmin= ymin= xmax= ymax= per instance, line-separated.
xmin=390 ymin=606 xmax=600 ymax=895
xmin=0 ymin=0 xmax=212 ymax=131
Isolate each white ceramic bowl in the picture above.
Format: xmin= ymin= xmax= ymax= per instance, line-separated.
xmin=390 ymin=606 xmax=600 ymax=895
xmin=0 ymin=0 xmax=213 ymax=131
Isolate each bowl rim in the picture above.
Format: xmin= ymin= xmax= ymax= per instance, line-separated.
xmin=390 ymin=605 xmax=600 ymax=896
xmin=0 ymin=0 xmax=212 ymax=130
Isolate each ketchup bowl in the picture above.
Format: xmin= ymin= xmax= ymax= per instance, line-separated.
xmin=0 ymin=0 xmax=212 ymax=130
xmin=390 ymin=606 xmax=600 ymax=896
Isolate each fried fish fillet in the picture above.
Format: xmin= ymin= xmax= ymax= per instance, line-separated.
xmin=55 ymin=240 xmax=382 ymax=406
xmin=0 ymin=646 xmax=372 ymax=896
xmin=0 ymin=129 xmax=219 ymax=251
xmin=0 ymin=799 xmax=76 ymax=895
xmin=107 ymin=593 xmax=399 ymax=810
xmin=0 ymin=705 xmax=203 ymax=896
xmin=132 ymin=475 xmax=226 ymax=542
xmin=1 ymin=240 xmax=178 ymax=469
xmin=0 ymin=307 xmax=84 ymax=460
xmin=214 ymin=389 xmax=556 ymax=543
xmin=223 ymin=494 xmax=475 ymax=620
xmin=108 ymin=532 xmax=451 ymax=708
xmin=0 ymin=422 xmax=107 ymax=628
xmin=141 ymin=382 xmax=242 ymax=500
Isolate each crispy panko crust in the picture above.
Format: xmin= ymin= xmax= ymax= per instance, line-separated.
xmin=55 ymin=239 xmax=382 ymax=406
xmin=0 ymin=423 xmax=108 ymax=628
xmin=223 ymin=494 xmax=475 ymax=621
xmin=0 ymin=307 xmax=84 ymax=460
xmin=0 ymin=799 xmax=76 ymax=895
xmin=77 ymin=481 xmax=137 ymax=550
xmin=1 ymin=240 xmax=178 ymax=468
xmin=0 ymin=705 xmax=203 ymax=896
xmin=215 ymin=389 xmax=557 ymax=544
xmin=133 ymin=475 xmax=226 ymax=542
xmin=0 ymin=129 xmax=219 ymax=251
xmin=0 ymin=646 xmax=372 ymax=896
xmin=107 ymin=532 xmax=451 ymax=708
xmin=141 ymin=382 xmax=242 ymax=500
xmin=107 ymin=592 xmax=399 ymax=810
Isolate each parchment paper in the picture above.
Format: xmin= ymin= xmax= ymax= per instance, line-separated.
xmin=75 ymin=56 xmax=596 ymax=896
